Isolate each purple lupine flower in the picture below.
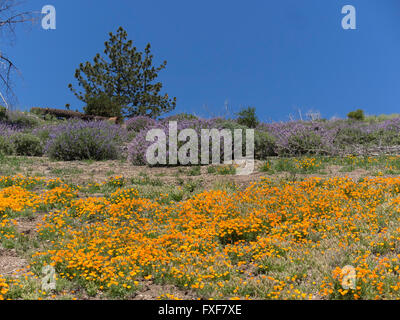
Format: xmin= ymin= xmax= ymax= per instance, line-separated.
xmin=44 ymin=120 xmax=127 ymax=161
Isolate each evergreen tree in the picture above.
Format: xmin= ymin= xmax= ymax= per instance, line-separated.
xmin=347 ymin=109 xmax=365 ymax=121
xmin=69 ymin=27 xmax=176 ymax=118
xmin=83 ymin=92 xmax=123 ymax=118
xmin=236 ymin=107 xmax=259 ymax=128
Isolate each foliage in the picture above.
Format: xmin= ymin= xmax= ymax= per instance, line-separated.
xmin=5 ymin=111 xmax=40 ymax=128
xmin=12 ymin=133 xmax=43 ymax=156
xmin=0 ymin=135 xmax=13 ymax=155
xmin=254 ymin=130 xmax=277 ymax=159
xmin=84 ymin=92 xmax=123 ymax=118
xmin=45 ymin=121 xmax=126 ymax=161
xmin=236 ymin=107 xmax=259 ymax=128
xmin=31 ymin=125 xmax=57 ymax=144
xmin=163 ymin=113 xmax=198 ymax=122
xmin=266 ymin=122 xmax=335 ymax=156
xmin=0 ymin=122 xmax=19 ymax=137
xmin=0 ymin=106 xmax=6 ymax=121
xmin=125 ymin=116 xmax=157 ymax=133
xmin=69 ymin=27 xmax=176 ymax=118
xmin=347 ymin=109 xmax=365 ymax=121
xmin=365 ymin=113 xmax=400 ymax=123
xmin=287 ymin=131 xmax=328 ymax=155
xmin=334 ymin=127 xmax=376 ymax=147
xmin=215 ymin=119 xmax=246 ymax=130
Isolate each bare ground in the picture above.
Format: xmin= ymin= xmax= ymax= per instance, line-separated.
xmin=14 ymin=157 xmax=373 ymax=189
xmin=0 ymin=246 xmax=27 ymax=276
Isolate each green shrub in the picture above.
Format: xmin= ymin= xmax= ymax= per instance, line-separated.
xmin=364 ymin=114 xmax=400 ymax=123
xmin=33 ymin=127 xmax=52 ymax=144
xmin=163 ymin=113 xmax=198 ymax=122
xmin=255 ymin=130 xmax=277 ymax=159
xmin=188 ymin=166 xmax=201 ymax=176
xmin=347 ymin=109 xmax=365 ymax=121
xmin=7 ymin=111 xmax=41 ymax=128
xmin=334 ymin=127 xmax=376 ymax=146
xmin=207 ymin=165 xmax=236 ymax=175
xmin=29 ymin=107 xmax=44 ymax=117
xmin=0 ymin=136 xmax=14 ymax=155
xmin=125 ymin=116 xmax=156 ymax=133
xmin=236 ymin=107 xmax=259 ymax=128
xmin=0 ymin=106 xmax=6 ymax=121
xmin=30 ymin=108 xmax=58 ymax=122
xmin=374 ymin=129 xmax=400 ymax=146
xmin=216 ymin=119 xmax=248 ymax=130
xmin=260 ymin=160 xmax=272 ymax=173
xmin=12 ymin=133 xmax=43 ymax=156
xmin=286 ymin=131 xmax=326 ymax=155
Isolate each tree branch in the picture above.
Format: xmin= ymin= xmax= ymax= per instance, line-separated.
xmin=0 ymin=0 xmax=37 ymax=104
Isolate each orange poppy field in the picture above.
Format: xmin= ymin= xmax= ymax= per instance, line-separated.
xmin=2 ymin=156 xmax=400 ymax=300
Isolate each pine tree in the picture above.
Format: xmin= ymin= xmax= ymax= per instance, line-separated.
xmin=69 ymin=27 xmax=176 ymax=118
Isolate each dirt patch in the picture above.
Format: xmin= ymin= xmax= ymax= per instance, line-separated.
xmin=18 ymin=157 xmax=267 ymax=189
xmin=15 ymin=158 xmax=380 ymax=193
xmin=0 ymin=246 xmax=27 ymax=276
xmin=0 ymin=215 xmax=43 ymax=278
xmin=132 ymin=281 xmax=198 ymax=300
xmin=15 ymin=215 xmax=43 ymax=238
xmin=325 ymin=165 xmax=369 ymax=180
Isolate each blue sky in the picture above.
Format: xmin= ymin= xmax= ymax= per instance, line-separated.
xmin=4 ymin=0 xmax=400 ymax=121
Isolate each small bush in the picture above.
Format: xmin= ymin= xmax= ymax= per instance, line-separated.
xmin=6 ymin=111 xmax=41 ymax=128
xmin=163 ymin=113 xmax=198 ymax=122
xmin=208 ymin=165 xmax=236 ymax=175
xmin=32 ymin=125 xmax=55 ymax=144
xmin=334 ymin=127 xmax=376 ymax=146
xmin=347 ymin=109 xmax=365 ymax=121
xmin=260 ymin=160 xmax=272 ymax=172
xmin=126 ymin=116 xmax=157 ymax=133
xmin=217 ymin=119 xmax=247 ymax=130
xmin=255 ymin=130 xmax=277 ymax=159
xmin=267 ymin=122 xmax=335 ymax=156
xmin=45 ymin=121 xmax=126 ymax=161
xmin=188 ymin=166 xmax=201 ymax=176
xmin=12 ymin=133 xmax=43 ymax=156
xmin=0 ymin=106 xmax=6 ymax=121
xmin=0 ymin=136 xmax=13 ymax=155
xmin=0 ymin=122 xmax=19 ymax=137
xmin=286 ymin=131 xmax=326 ymax=156
xmin=236 ymin=107 xmax=259 ymax=128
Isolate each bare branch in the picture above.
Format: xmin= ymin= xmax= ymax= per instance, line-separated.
xmin=0 ymin=0 xmax=38 ymax=105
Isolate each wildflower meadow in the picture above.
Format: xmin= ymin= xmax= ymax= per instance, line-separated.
xmin=0 ymin=1 xmax=398 ymax=305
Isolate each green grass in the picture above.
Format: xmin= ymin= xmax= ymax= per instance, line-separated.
xmin=50 ymin=168 xmax=84 ymax=176
xmin=207 ymin=165 xmax=236 ymax=175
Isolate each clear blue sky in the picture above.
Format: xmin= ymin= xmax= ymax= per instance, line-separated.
xmin=4 ymin=0 xmax=400 ymax=121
